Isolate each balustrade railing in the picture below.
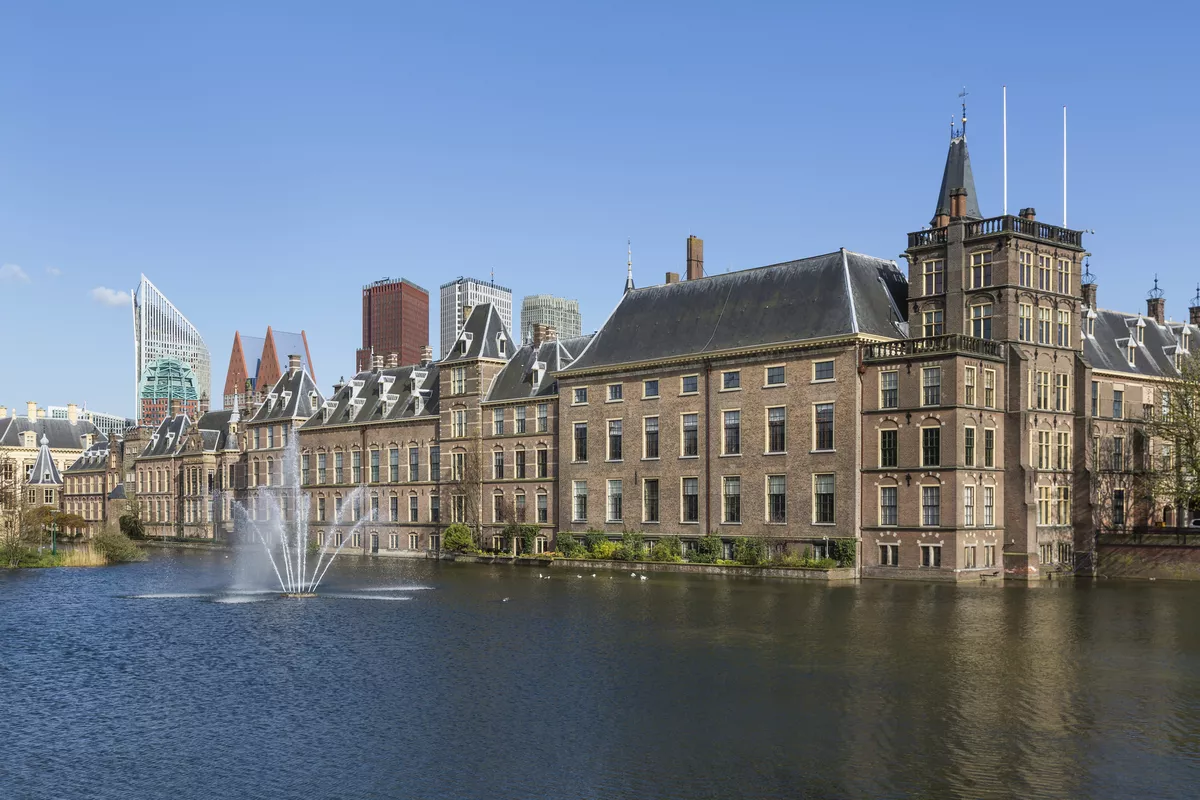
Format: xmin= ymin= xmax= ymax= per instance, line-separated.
xmin=862 ymin=334 xmax=1005 ymax=362
xmin=906 ymin=215 xmax=1084 ymax=250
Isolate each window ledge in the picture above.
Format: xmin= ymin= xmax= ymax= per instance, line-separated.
xmin=762 ymin=383 xmax=787 ymax=389
xmin=679 ymin=521 xmax=701 ymax=525
xmin=641 ymin=456 xmax=660 ymax=462
xmin=812 ymin=522 xmax=836 ymax=527
xmin=810 ymin=449 xmax=837 ymax=455
xmin=641 ymin=520 xmax=660 ymax=525
xmin=679 ymin=392 xmax=700 ymax=397
xmin=679 ymin=455 xmax=700 ymax=460
xmin=604 ymin=399 xmax=624 ymax=404
xmin=722 ymin=521 xmax=743 ymax=526
xmin=810 ymin=379 xmax=836 ymax=385
xmin=763 ymin=451 xmax=787 ymax=456
xmin=718 ymin=388 xmax=742 ymax=393
xmin=605 ymin=459 xmax=624 ymax=464
xmin=641 ymin=396 xmax=659 ymax=401
xmin=720 ymin=453 xmax=743 ymax=458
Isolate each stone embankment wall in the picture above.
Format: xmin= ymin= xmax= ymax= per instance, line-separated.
xmin=1097 ymin=545 xmax=1200 ymax=581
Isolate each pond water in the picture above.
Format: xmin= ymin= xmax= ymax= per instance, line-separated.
xmin=2 ymin=551 xmax=1199 ymax=799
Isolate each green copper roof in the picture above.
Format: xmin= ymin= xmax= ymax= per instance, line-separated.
xmin=138 ymin=357 xmax=199 ymax=401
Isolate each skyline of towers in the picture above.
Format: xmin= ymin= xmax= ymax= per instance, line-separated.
xmin=131 ymin=274 xmax=211 ymax=424
xmin=357 ymin=278 xmax=429 ymax=372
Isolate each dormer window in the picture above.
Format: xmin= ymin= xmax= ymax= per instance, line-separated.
xmin=309 ymin=391 xmax=319 ymax=412
xmin=1184 ymin=330 xmax=1192 ymax=353
xmin=497 ymin=333 xmax=507 ymax=358
xmin=460 ymin=332 xmax=474 ymax=356
xmin=1127 ymin=340 xmax=1137 ymax=366
xmin=1136 ymin=318 xmax=1145 ymax=344
xmin=1085 ymin=311 xmax=1096 ymax=338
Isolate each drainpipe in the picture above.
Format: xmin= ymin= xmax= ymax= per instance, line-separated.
xmin=704 ymin=360 xmax=712 ymax=536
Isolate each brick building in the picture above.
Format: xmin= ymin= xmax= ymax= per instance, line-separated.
xmin=356 ymin=278 xmax=429 ymax=373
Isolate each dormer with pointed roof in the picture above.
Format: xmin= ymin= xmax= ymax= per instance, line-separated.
xmin=27 ymin=435 xmax=63 ymax=487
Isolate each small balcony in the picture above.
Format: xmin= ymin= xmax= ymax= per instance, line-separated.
xmin=907 ymin=215 xmax=1085 ymax=250
xmin=862 ymin=334 xmax=1006 ymax=363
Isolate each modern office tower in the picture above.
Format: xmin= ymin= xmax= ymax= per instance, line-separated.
xmin=439 ymin=277 xmax=512 ymax=357
xmin=47 ymin=405 xmax=135 ymax=440
xmin=137 ymin=357 xmax=201 ymax=427
xmin=132 ymin=275 xmax=211 ymax=423
xmin=519 ymin=294 xmax=582 ymax=343
xmin=224 ymin=327 xmax=316 ymax=410
xmin=356 ymin=278 xmax=429 ymax=371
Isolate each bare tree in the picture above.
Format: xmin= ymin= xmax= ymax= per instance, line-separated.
xmin=0 ymin=455 xmax=55 ymax=566
xmin=444 ymin=444 xmax=485 ymax=547
xmin=1146 ymin=354 xmax=1200 ymax=524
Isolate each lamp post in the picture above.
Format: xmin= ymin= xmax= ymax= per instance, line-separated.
xmin=50 ymin=521 xmax=58 ymax=555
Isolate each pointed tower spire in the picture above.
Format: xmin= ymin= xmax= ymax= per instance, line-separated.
xmin=624 ymin=239 xmax=635 ymax=294
xmin=931 ymin=90 xmax=982 ymax=226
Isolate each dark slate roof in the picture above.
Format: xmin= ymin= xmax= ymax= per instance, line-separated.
xmin=441 ymin=303 xmax=511 ymax=363
xmin=933 ymin=136 xmax=982 ymax=222
xmin=1083 ymin=308 xmax=1198 ymax=379
xmin=196 ymin=410 xmax=234 ymax=451
xmin=302 ymin=363 xmax=441 ymax=430
xmin=27 ymin=437 xmax=63 ymax=485
xmin=108 ymin=484 xmax=127 ymax=500
xmin=65 ymin=441 xmax=110 ymax=474
xmin=141 ymin=415 xmax=190 ymax=458
xmin=249 ymin=367 xmax=325 ymax=423
xmin=485 ymin=334 xmax=595 ymax=403
xmin=0 ymin=416 xmax=107 ymax=449
xmin=562 ymin=250 xmax=908 ymax=373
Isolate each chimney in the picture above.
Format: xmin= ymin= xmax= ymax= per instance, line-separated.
xmin=371 ymin=354 xmax=384 ymax=371
xmin=546 ymin=325 xmax=557 ymax=342
xmin=420 ymin=345 xmax=433 ymax=366
xmin=949 ymin=188 xmax=966 ymax=218
xmin=170 ymin=398 xmax=182 ymax=418
xmin=1191 ymin=305 xmax=1200 ymax=327
xmin=531 ymin=323 xmax=548 ymax=348
xmin=462 ymin=305 xmax=473 ymax=327
xmin=288 ymin=353 xmax=302 ymax=375
xmin=665 ymin=271 xmax=680 ymax=285
xmin=26 ymin=401 xmax=36 ymax=419
xmin=686 ymin=236 xmax=704 ymax=280
xmin=0 ymin=406 xmax=5 ymax=419
xmin=199 ymin=393 xmax=210 ymax=414
xmin=386 ymin=353 xmax=399 ymax=368
xmin=67 ymin=403 xmax=78 ymax=424
xmin=1082 ymin=282 xmax=1098 ymax=310
xmin=1020 ymin=207 xmax=1037 ymax=220
xmin=1147 ymin=297 xmax=1166 ymax=326
xmin=932 ymin=213 xmax=951 ymax=228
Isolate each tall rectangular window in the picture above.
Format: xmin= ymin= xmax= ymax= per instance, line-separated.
xmin=813 ymin=474 xmax=834 ymax=524
xmin=572 ymin=481 xmax=588 ymax=522
xmin=922 ymin=259 xmax=944 ymax=295
xmin=493 ymin=451 xmax=505 ymax=480
xmin=389 ymin=495 xmax=399 ymax=522
xmin=537 ymin=403 xmax=548 ymax=432
xmin=515 ymin=406 xmax=526 ymax=433
xmin=318 ymin=453 xmax=327 ymax=484
xmin=574 ymin=423 xmax=588 ymax=462
xmin=971 ymin=303 xmax=993 ymax=339
xmin=723 ymin=476 xmax=741 ymax=523
xmin=682 ymin=478 xmax=699 ymax=522
xmin=452 ymin=367 xmax=466 ymax=395
xmin=388 ymin=448 xmax=400 ymax=482
xmin=536 ymin=448 xmax=548 ymax=478
xmin=608 ymin=420 xmax=623 ymax=461
xmin=1019 ymin=250 xmax=1034 ymax=287
xmin=767 ymin=407 xmax=786 ymax=453
xmin=409 ymin=448 xmax=419 ymax=482
xmin=984 ymin=429 xmax=995 ymax=468
xmin=536 ymin=493 xmax=548 ymax=524
xmin=880 ymin=429 xmax=898 ymax=468
xmin=410 ymin=495 xmax=420 ymax=523
xmin=1055 ymin=487 xmax=1070 ymax=526
xmin=1113 ymin=390 xmax=1124 ymax=419
xmin=352 ymin=451 xmax=362 ymax=484
xmin=767 ymin=475 xmax=786 ymax=523
xmin=301 ymin=454 xmax=311 ymax=485
xmin=922 ymin=367 xmax=941 ymax=406
xmin=879 ymin=486 xmax=897 ymax=526
xmin=964 ymin=367 xmax=976 ymax=406
xmin=451 ymin=452 xmax=464 ymax=481
xmin=1038 ymin=307 xmax=1052 ymax=344
xmin=923 ymin=309 xmax=944 ymax=338
xmin=983 ymin=486 xmax=995 ymax=527
xmin=515 ymin=449 xmax=526 ymax=479
xmin=1019 ymin=303 xmax=1033 ymax=342
xmin=984 ymin=369 xmax=996 ymax=408
xmin=452 ymin=410 xmax=466 ymax=438
xmin=1057 ymin=258 xmax=1071 ymax=294
xmin=515 ymin=495 xmax=527 ymax=523
xmin=880 ymin=371 xmax=898 ymax=409
xmin=1036 ymin=430 xmax=1051 ymax=470
xmin=1092 ymin=380 xmax=1099 ymax=417
xmin=607 ymin=479 xmax=623 ymax=522
xmin=1056 ymin=432 xmax=1071 ymax=470
xmin=723 ymin=411 xmax=741 ymax=455
xmin=922 ymin=427 xmax=941 ymax=467
xmin=1055 ymin=374 xmax=1070 ymax=411
xmin=370 ymin=495 xmax=379 ymax=522
xmin=921 ymin=486 xmax=941 ymax=527
xmin=643 ymin=479 xmax=660 ymax=523
xmin=335 ymin=452 xmax=344 ymax=483
xmin=1113 ymin=489 xmax=1126 ymax=528
xmin=1057 ymin=310 xmax=1071 ymax=347
xmin=1038 ymin=254 xmax=1052 ymax=290
xmin=814 ymin=403 xmax=834 ymax=451
xmin=964 ymin=427 xmax=976 ymax=467
xmin=430 ymin=446 xmax=440 ymax=480
xmin=682 ymin=414 xmax=699 ymax=457
xmin=431 ymin=494 xmax=440 ymax=523
xmin=964 ymin=485 xmax=975 ymax=527
xmin=370 ymin=449 xmax=380 ymax=483
xmin=1036 ymin=371 xmax=1051 ymax=410
xmin=1037 ymin=485 xmax=1051 ymax=525
xmin=969 ymin=251 xmax=993 ymax=288
xmin=644 ymin=417 xmax=660 ymax=458
xmin=1112 ymin=436 xmax=1125 ymax=471
xmin=493 ymin=408 xmax=504 ymax=436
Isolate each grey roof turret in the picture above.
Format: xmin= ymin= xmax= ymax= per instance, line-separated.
xmin=27 ymin=435 xmax=63 ymax=486
xmin=933 ymin=136 xmax=982 ymax=223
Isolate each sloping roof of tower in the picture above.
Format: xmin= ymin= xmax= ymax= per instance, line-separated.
xmin=301 ymin=363 xmax=441 ymax=429
xmin=26 ymin=436 xmax=63 ymax=485
xmin=561 ymin=250 xmax=909 ymax=373
xmin=933 ymin=136 xmax=982 ymax=222
xmin=1083 ymin=309 xmax=1199 ymax=379
xmin=442 ymin=303 xmax=511 ymax=362
xmin=0 ymin=416 xmax=107 ymax=449
xmin=195 ymin=410 xmax=235 ymax=451
xmin=139 ymin=358 xmax=200 ymax=400
xmin=248 ymin=366 xmax=324 ymax=423
xmin=140 ymin=414 xmax=191 ymax=458
xmin=486 ymin=334 xmax=595 ymax=402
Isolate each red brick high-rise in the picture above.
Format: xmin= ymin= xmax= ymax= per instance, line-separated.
xmin=356 ymin=278 xmax=429 ymax=372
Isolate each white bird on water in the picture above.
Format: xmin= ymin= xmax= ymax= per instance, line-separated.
xmin=502 ymin=597 xmax=510 ymax=602
xmin=630 ymin=572 xmax=636 ymax=578
xmin=591 ymin=573 xmax=596 ymax=578
xmin=639 ymin=575 xmax=648 ymax=581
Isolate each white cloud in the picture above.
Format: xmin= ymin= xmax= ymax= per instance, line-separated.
xmin=91 ymin=286 xmax=132 ymax=307
xmin=45 ymin=266 xmax=61 ymax=277
xmin=0 ymin=264 xmax=30 ymax=283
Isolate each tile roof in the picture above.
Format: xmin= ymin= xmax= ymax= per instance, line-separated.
xmin=140 ymin=415 xmax=190 ymax=458
xmin=933 ymin=136 xmax=982 ymax=222
xmin=562 ymin=249 xmax=908 ymax=374
xmin=248 ymin=367 xmax=325 ymax=423
xmin=441 ymin=303 xmax=511 ymax=363
xmin=0 ymin=416 xmax=107 ymax=449
xmin=1083 ymin=308 xmax=1198 ymax=379
xmin=485 ymin=334 xmax=594 ymax=403
xmin=26 ymin=436 xmax=63 ymax=485
xmin=301 ymin=363 xmax=440 ymax=430
xmin=65 ymin=441 xmax=110 ymax=474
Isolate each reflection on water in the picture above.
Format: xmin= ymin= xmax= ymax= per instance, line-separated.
xmin=3 ymin=551 xmax=1199 ymax=799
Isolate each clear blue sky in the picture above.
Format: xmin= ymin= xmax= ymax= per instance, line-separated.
xmin=2 ymin=2 xmax=1197 ymax=418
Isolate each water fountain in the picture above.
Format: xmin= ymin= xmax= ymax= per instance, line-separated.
xmin=231 ymin=434 xmax=371 ymax=598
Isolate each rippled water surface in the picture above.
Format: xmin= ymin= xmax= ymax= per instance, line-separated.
xmin=3 ymin=550 xmax=1200 ymax=799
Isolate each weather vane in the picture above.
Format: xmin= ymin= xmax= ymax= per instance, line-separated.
xmin=1149 ymin=274 xmax=1165 ymax=300
xmin=951 ymin=86 xmax=968 ymax=139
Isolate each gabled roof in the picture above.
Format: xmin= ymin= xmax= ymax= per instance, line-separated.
xmin=1083 ymin=308 xmax=1198 ymax=379
xmin=108 ymin=484 xmax=127 ymax=500
xmin=933 ymin=136 xmax=982 ymax=223
xmin=561 ymin=249 xmax=908 ymax=374
xmin=441 ymin=303 xmax=511 ymax=362
xmin=140 ymin=415 xmax=191 ymax=458
xmin=194 ymin=410 xmax=235 ymax=451
xmin=26 ymin=436 xmax=63 ymax=486
xmin=65 ymin=440 xmax=110 ymax=474
xmin=0 ymin=416 xmax=106 ymax=449
xmin=485 ymin=334 xmax=595 ymax=403
xmin=248 ymin=366 xmax=325 ymax=424
xmin=301 ymin=363 xmax=441 ymax=430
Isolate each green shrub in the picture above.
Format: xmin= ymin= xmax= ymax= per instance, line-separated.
xmin=93 ymin=528 xmax=148 ymax=563
xmin=650 ymin=536 xmax=683 ymax=562
xmin=584 ymin=531 xmax=608 ymax=555
xmin=520 ymin=525 xmax=538 ymax=556
xmin=829 ymin=538 xmax=856 ymax=567
xmin=614 ymin=531 xmax=646 ymax=561
xmin=17 ymin=548 xmax=63 ymax=568
xmin=734 ymin=537 xmax=768 ymax=566
xmin=441 ymin=523 xmax=475 ymax=553
xmin=689 ymin=535 xmax=723 ymax=564
xmin=590 ymin=540 xmax=618 ymax=559
xmin=556 ymin=532 xmax=584 ymax=558
xmin=119 ymin=513 xmax=145 ymax=540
